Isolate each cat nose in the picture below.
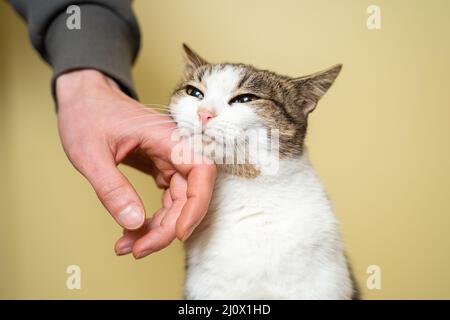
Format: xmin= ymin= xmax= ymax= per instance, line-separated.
xmin=198 ymin=109 xmax=215 ymax=126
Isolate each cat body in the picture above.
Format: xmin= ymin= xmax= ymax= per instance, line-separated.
xmin=170 ymin=45 xmax=355 ymax=299
xmin=184 ymin=155 xmax=352 ymax=299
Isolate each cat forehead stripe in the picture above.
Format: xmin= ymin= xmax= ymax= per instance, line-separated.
xmin=202 ymin=65 xmax=246 ymax=94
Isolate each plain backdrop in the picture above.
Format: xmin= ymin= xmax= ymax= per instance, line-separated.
xmin=1 ymin=0 xmax=449 ymax=299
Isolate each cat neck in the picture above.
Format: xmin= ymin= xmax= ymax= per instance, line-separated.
xmin=216 ymin=147 xmax=313 ymax=181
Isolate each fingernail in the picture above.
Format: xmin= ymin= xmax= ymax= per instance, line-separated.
xmin=182 ymin=226 xmax=195 ymax=242
xmin=116 ymin=246 xmax=132 ymax=256
xmin=118 ymin=204 xmax=145 ymax=230
xmin=134 ymin=249 xmax=153 ymax=259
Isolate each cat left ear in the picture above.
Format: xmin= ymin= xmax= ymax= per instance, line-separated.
xmin=182 ymin=43 xmax=208 ymax=74
xmin=290 ymin=64 xmax=342 ymax=115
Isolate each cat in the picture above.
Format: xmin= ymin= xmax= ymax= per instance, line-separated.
xmin=169 ymin=44 xmax=357 ymax=299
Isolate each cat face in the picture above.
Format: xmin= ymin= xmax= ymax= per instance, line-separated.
xmin=169 ymin=44 xmax=342 ymax=177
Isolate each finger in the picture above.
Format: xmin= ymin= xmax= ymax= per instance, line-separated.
xmin=80 ymin=146 xmax=146 ymax=230
xmin=174 ymin=163 xmax=216 ymax=241
xmin=116 ymin=190 xmax=171 ymax=255
xmin=133 ymin=175 xmax=187 ymax=258
xmin=132 ymin=202 xmax=185 ymax=258
xmin=161 ymin=173 xmax=187 ymax=226
xmin=115 ymin=218 xmax=152 ymax=255
xmin=155 ymin=174 xmax=170 ymax=189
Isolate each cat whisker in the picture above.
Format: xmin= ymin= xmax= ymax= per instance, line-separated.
xmin=140 ymin=104 xmax=172 ymax=112
xmin=118 ymin=119 xmax=196 ymax=137
xmin=140 ymin=103 xmax=171 ymax=108
xmin=115 ymin=115 xmax=177 ymax=127
xmin=116 ymin=120 xmax=185 ymax=138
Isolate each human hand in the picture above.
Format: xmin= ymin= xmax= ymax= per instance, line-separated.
xmin=56 ymin=69 xmax=216 ymax=258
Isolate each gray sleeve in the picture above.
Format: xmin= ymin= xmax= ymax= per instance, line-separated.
xmin=8 ymin=0 xmax=141 ymax=100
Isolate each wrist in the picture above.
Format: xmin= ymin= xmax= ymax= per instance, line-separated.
xmin=56 ymin=69 xmax=120 ymax=102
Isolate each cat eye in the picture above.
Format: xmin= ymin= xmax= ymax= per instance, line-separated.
xmin=229 ymin=94 xmax=259 ymax=104
xmin=186 ymin=85 xmax=204 ymax=99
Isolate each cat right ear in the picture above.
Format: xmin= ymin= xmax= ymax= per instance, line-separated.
xmin=182 ymin=43 xmax=208 ymax=73
xmin=289 ymin=64 xmax=342 ymax=116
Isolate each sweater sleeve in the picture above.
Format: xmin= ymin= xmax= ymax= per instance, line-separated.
xmin=8 ymin=0 xmax=141 ymax=100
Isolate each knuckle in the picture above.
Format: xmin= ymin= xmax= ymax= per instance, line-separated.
xmin=95 ymin=176 xmax=128 ymax=202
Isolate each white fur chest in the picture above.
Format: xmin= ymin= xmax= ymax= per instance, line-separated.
xmin=184 ymin=154 xmax=353 ymax=299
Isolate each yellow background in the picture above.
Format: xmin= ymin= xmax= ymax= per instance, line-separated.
xmin=1 ymin=0 xmax=449 ymax=299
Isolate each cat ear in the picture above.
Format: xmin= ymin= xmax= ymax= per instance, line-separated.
xmin=290 ymin=64 xmax=342 ymax=115
xmin=182 ymin=43 xmax=208 ymax=73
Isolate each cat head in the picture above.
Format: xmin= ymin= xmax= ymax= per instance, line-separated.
xmin=169 ymin=44 xmax=342 ymax=177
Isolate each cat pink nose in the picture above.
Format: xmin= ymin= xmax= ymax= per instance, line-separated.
xmin=198 ymin=109 xmax=215 ymax=126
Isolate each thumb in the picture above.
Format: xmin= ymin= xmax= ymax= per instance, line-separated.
xmin=79 ymin=151 xmax=146 ymax=230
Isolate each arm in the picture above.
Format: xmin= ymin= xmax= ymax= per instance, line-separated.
xmin=8 ymin=0 xmax=140 ymax=100
xmin=8 ymin=1 xmax=216 ymax=258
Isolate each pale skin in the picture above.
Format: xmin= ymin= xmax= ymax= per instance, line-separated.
xmin=56 ymin=69 xmax=216 ymax=259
